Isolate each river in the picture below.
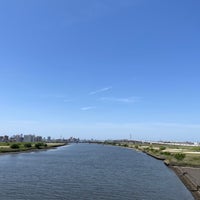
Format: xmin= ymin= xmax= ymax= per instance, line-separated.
xmin=0 ymin=143 xmax=193 ymax=200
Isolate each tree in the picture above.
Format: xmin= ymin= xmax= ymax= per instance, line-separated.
xmin=10 ymin=143 xmax=20 ymax=149
xmin=159 ymin=146 xmax=166 ymax=151
xmin=24 ymin=143 xmax=32 ymax=148
xmin=35 ymin=142 xmax=47 ymax=149
xmin=174 ymin=153 xmax=186 ymax=161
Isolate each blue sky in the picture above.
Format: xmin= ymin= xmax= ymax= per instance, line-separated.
xmin=0 ymin=0 xmax=200 ymax=141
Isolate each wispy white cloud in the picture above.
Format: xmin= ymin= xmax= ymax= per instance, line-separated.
xmin=89 ymin=87 xmax=112 ymax=95
xmin=81 ymin=106 xmax=96 ymax=111
xmin=100 ymin=97 xmax=140 ymax=103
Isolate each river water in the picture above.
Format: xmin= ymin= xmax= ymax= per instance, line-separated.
xmin=0 ymin=144 xmax=193 ymax=200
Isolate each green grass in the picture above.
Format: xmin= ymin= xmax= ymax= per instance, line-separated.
xmin=139 ymin=144 xmax=200 ymax=166
xmin=104 ymin=141 xmax=200 ymax=167
xmin=0 ymin=142 xmax=66 ymax=154
xmin=0 ymin=142 xmax=10 ymax=146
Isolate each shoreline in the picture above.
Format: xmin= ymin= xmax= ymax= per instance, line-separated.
xmin=168 ymin=165 xmax=200 ymax=200
xmin=1 ymin=142 xmax=199 ymax=199
xmin=0 ymin=143 xmax=67 ymax=156
xmin=140 ymin=148 xmax=200 ymax=200
xmin=103 ymin=143 xmax=200 ymax=200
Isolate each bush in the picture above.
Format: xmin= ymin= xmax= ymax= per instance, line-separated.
xmin=24 ymin=143 xmax=32 ymax=148
xmin=174 ymin=153 xmax=186 ymax=161
xmin=10 ymin=143 xmax=20 ymax=149
xmin=35 ymin=142 xmax=47 ymax=149
xmin=152 ymin=149 xmax=159 ymax=153
xmin=159 ymin=146 xmax=166 ymax=151
xmin=161 ymin=151 xmax=171 ymax=156
xmin=144 ymin=147 xmax=150 ymax=151
xmin=35 ymin=143 xmax=42 ymax=149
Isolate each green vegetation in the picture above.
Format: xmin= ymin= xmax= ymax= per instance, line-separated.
xmin=192 ymin=146 xmax=200 ymax=151
xmin=10 ymin=143 xmax=20 ymax=149
xmin=160 ymin=151 xmax=171 ymax=156
xmin=0 ymin=142 xmax=10 ymax=146
xmin=159 ymin=146 xmax=166 ymax=151
xmin=138 ymin=144 xmax=200 ymax=166
xmin=103 ymin=141 xmax=200 ymax=167
xmin=35 ymin=142 xmax=47 ymax=149
xmin=122 ymin=143 xmax=129 ymax=147
xmin=174 ymin=153 xmax=186 ymax=161
xmin=134 ymin=145 xmax=139 ymax=149
xmin=23 ymin=143 xmax=32 ymax=148
xmin=0 ymin=142 xmax=66 ymax=154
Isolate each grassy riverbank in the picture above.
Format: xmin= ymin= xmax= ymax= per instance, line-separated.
xmin=103 ymin=141 xmax=200 ymax=200
xmin=104 ymin=141 xmax=200 ymax=167
xmin=0 ymin=142 xmax=67 ymax=154
xmin=135 ymin=143 xmax=200 ymax=167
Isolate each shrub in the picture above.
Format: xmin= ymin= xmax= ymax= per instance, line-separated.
xmin=144 ymin=147 xmax=150 ymax=151
xmin=159 ymin=146 xmax=166 ymax=151
xmin=35 ymin=142 xmax=47 ymax=149
xmin=35 ymin=143 xmax=42 ymax=149
xmin=174 ymin=153 xmax=186 ymax=161
xmin=123 ymin=144 xmax=128 ymax=147
xmin=161 ymin=151 xmax=171 ymax=156
xmin=24 ymin=143 xmax=32 ymax=148
xmin=192 ymin=147 xmax=200 ymax=152
xmin=153 ymin=149 xmax=159 ymax=153
xmin=10 ymin=143 xmax=20 ymax=149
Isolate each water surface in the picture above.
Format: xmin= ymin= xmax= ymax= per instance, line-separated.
xmin=0 ymin=144 xmax=193 ymax=200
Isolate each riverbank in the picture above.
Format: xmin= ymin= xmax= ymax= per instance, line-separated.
xmin=143 ymin=150 xmax=200 ymax=200
xmin=0 ymin=142 xmax=67 ymax=155
xmin=169 ymin=166 xmax=200 ymax=200
xmin=139 ymin=151 xmax=200 ymax=200
xmin=102 ymin=141 xmax=200 ymax=200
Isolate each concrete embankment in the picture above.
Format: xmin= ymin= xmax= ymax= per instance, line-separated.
xmin=142 ymin=149 xmax=200 ymax=200
xmin=100 ymin=143 xmax=200 ymax=199
xmin=143 ymin=151 xmax=165 ymax=161
xmin=169 ymin=166 xmax=200 ymax=200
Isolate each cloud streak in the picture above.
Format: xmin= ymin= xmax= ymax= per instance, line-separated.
xmin=100 ymin=97 xmax=140 ymax=103
xmin=89 ymin=87 xmax=112 ymax=95
xmin=81 ymin=106 xmax=96 ymax=111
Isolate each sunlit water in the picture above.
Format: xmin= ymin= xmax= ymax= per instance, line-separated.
xmin=0 ymin=144 xmax=193 ymax=200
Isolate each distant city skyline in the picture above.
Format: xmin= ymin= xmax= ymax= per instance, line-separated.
xmin=0 ymin=0 xmax=200 ymax=141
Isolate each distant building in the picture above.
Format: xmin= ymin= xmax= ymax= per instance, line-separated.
xmin=11 ymin=134 xmax=23 ymax=142
xmin=35 ymin=136 xmax=42 ymax=142
xmin=24 ymin=135 xmax=35 ymax=142
xmin=67 ymin=137 xmax=80 ymax=143
xmin=194 ymin=142 xmax=200 ymax=146
xmin=47 ymin=136 xmax=51 ymax=142
xmin=0 ymin=136 xmax=4 ymax=142
xmin=3 ymin=135 xmax=9 ymax=142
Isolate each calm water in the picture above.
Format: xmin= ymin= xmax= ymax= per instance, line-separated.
xmin=0 ymin=144 xmax=193 ymax=200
